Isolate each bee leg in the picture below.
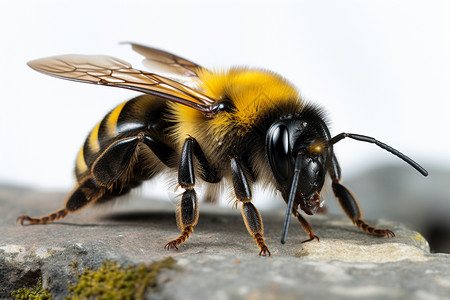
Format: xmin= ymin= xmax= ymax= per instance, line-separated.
xmin=165 ymin=138 xmax=200 ymax=250
xmin=190 ymin=137 xmax=221 ymax=203
xmin=189 ymin=138 xmax=220 ymax=183
xmin=91 ymin=133 xmax=175 ymax=187
xmin=18 ymin=132 xmax=174 ymax=226
xmin=141 ymin=134 xmax=177 ymax=168
xmin=18 ymin=135 xmax=143 ymax=225
xmin=330 ymin=155 xmax=394 ymax=237
xmin=16 ymin=209 xmax=68 ymax=225
xmin=292 ymin=207 xmax=319 ymax=243
xmin=16 ymin=176 xmax=105 ymax=225
xmin=165 ymin=188 xmax=198 ymax=250
xmin=231 ymin=158 xmax=270 ymax=256
xmin=90 ymin=132 xmax=177 ymax=206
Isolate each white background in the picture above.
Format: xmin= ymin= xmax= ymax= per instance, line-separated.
xmin=1 ymin=0 xmax=449 ymax=198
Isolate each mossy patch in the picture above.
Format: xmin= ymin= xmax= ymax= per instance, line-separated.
xmin=65 ymin=257 xmax=176 ymax=300
xmin=11 ymin=281 xmax=52 ymax=300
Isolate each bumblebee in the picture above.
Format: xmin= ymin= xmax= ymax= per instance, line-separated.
xmin=17 ymin=43 xmax=428 ymax=256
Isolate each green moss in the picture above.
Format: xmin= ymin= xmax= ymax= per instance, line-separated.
xmin=11 ymin=281 xmax=52 ymax=300
xmin=65 ymin=257 xmax=176 ymax=300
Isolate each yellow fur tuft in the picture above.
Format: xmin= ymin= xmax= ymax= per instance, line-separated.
xmin=170 ymin=68 xmax=302 ymax=148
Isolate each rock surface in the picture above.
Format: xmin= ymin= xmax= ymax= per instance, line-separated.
xmin=1 ymin=184 xmax=450 ymax=299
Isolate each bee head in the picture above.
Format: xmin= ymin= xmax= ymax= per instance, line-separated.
xmin=266 ymin=111 xmax=331 ymax=215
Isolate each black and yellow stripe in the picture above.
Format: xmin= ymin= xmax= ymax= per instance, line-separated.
xmin=74 ymin=95 xmax=174 ymax=181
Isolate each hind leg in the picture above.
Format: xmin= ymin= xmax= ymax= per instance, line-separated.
xmin=16 ymin=176 xmax=106 ymax=224
xmin=16 ymin=134 xmax=142 ymax=225
xmin=17 ymin=132 xmax=174 ymax=225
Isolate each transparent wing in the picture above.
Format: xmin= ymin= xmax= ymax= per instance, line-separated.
xmin=126 ymin=42 xmax=204 ymax=78
xmin=27 ymin=54 xmax=215 ymax=113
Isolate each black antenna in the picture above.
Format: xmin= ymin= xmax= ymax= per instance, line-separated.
xmin=281 ymin=153 xmax=303 ymax=244
xmin=329 ymin=133 xmax=428 ymax=176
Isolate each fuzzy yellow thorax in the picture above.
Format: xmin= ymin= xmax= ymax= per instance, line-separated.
xmin=171 ymin=67 xmax=302 ymax=142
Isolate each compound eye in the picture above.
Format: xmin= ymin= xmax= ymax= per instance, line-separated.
xmin=267 ymin=124 xmax=292 ymax=185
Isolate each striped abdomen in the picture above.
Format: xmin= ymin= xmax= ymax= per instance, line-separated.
xmin=75 ymin=95 xmax=176 ymax=183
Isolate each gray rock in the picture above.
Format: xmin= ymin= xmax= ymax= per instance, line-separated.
xmin=1 ymin=184 xmax=450 ymax=299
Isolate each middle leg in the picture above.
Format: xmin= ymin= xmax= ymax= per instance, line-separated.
xmin=165 ymin=137 xmax=219 ymax=250
xmin=165 ymin=138 xmax=198 ymax=250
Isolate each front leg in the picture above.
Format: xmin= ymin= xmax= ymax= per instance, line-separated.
xmin=231 ymin=158 xmax=270 ymax=256
xmin=330 ymin=155 xmax=394 ymax=237
xmin=292 ymin=207 xmax=319 ymax=243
